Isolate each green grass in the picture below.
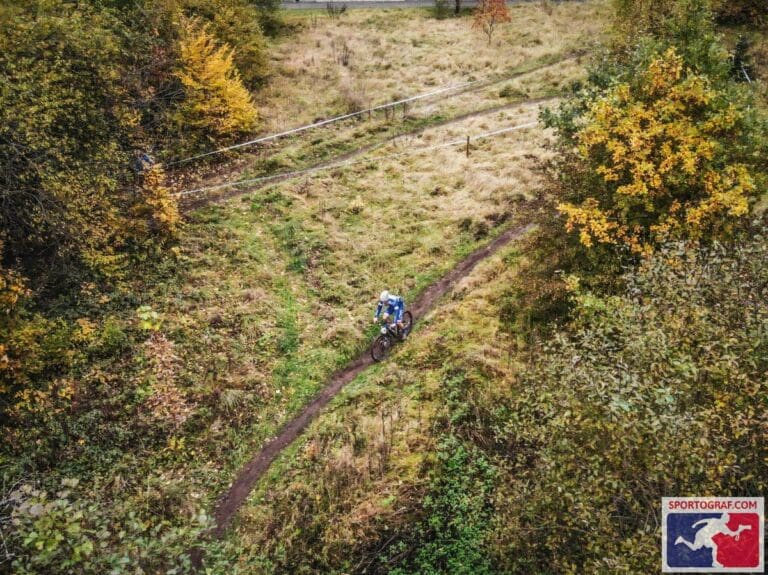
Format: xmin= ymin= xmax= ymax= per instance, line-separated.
xmin=226 ymin=242 xmax=528 ymax=572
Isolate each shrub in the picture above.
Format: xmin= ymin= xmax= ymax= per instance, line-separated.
xmin=610 ymin=0 xmax=727 ymax=76
xmin=490 ymin=234 xmax=768 ymax=572
xmin=556 ymin=48 xmax=760 ymax=255
xmin=390 ymin=435 xmax=496 ymax=575
xmin=4 ymin=480 xmax=232 ymax=574
xmin=130 ymin=165 xmax=181 ymax=248
xmin=433 ymin=0 xmax=451 ymax=20
xmin=713 ymin=0 xmax=768 ymax=25
xmin=326 ymin=2 xmax=347 ymax=19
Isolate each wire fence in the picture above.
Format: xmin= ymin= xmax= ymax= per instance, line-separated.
xmin=167 ymin=80 xmax=480 ymax=166
xmin=174 ymin=120 xmax=539 ymax=198
xmin=166 ymin=54 xmax=571 ymax=167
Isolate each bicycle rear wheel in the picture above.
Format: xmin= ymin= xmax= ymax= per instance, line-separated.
xmin=371 ymin=334 xmax=393 ymax=362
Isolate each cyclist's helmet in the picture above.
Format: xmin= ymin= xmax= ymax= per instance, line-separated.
xmin=379 ymin=290 xmax=390 ymax=302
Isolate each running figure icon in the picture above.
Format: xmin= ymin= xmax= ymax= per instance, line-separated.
xmin=675 ymin=514 xmax=752 ymax=568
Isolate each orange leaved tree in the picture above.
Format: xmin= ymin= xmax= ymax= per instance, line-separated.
xmin=472 ymin=0 xmax=511 ymax=46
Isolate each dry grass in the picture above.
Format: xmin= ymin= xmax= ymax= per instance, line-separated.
xmin=259 ymin=2 xmax=609 ymax=130
xmin=178 ymin=5 xmax=603 ymax=195
xmin=241 ymin=99 xmax=554 ymax=310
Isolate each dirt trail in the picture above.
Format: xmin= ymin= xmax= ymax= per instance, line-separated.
xmin=180 ymin=96 xmax=552 ymax=211
xmin=176 ymin=50 xmax=580 ymax=211
xmin=210 ymin=221 xmax=533 ymax=536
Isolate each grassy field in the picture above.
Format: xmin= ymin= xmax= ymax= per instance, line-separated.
xmin=227 ymin=227 xmax=529 ymax=572
xmin=261 ymin=3 xmax=607 ymax=129
xmin=158 ymin=91 xmax=554 ymax=507
xmin=173 ymin=1 xmax=607 ymax=195
xmin=159 ymin=1 xmax=609 ymax=565
xmin=4 ymin=3 xmax=610 ymax=571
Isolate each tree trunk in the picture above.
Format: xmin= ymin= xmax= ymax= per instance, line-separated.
xmin=454 ymin=0 xmax=460 ymax=15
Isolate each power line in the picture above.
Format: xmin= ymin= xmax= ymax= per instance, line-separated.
xmin=174 ymin=120 xmax=539 ymax=198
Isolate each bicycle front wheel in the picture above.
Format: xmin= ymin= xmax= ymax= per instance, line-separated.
xmin=371 ymin=334 xmax=393 ymax=362
xmin=401 ymin=311 xmax=413 ymax=338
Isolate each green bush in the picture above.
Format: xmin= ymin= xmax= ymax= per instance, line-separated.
xmin=489 ymin=234 xmax=768 ymax=572
xmin=433 ymin=0 xmax=451 ymax=20
xmin=386 ymin=434 xmax=497 ymax=575
xmin=4 ymin=479 xmax=242 ymax=575
xmin=97 ymin=317 xmax=131 ymax=357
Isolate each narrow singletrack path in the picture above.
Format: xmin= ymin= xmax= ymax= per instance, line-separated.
xmin=210 ymin=221 xmax=533 ymax=536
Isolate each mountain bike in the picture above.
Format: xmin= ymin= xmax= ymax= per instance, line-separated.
xmin=370 ymin=311 xmax=413 ymax=362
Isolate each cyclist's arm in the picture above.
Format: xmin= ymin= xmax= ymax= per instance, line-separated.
xmin=374 ymin=301 xmax=383 ymax=318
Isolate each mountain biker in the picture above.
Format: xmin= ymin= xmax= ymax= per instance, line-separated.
xmin=373 ymin=290 xmax=407 ymax=337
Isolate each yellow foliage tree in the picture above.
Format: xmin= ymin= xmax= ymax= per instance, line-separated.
xmin=0 ymin=259 xmax=27 ymax=319
xmin=131 ymin=164 xmax=180 ymax=242
xmin=175 ymin=22 xmax=258 ymax=145
xmin=558 ymin=48 xmax=757 ymax=255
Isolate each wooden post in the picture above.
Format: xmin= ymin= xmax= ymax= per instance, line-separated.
xmin=466 ymin=136 xmax=470 ymax=157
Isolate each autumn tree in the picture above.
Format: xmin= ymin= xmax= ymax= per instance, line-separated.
xmin=131 ymin=164 xmax=181 ymax=246
xmin=0 ymin=3 xmax=137 ymax=285
xmin=503 ymin=1 xmax=766 ymax=339
xmin=183 ymin=0 xmax=270 ymax=88
xmin=174 ymin=22 xmax=258 ymax=153
xmin=472 ymin=0 xmax=511 ymax=46
xmin=557 ymin=48 xmax=760 ymax=255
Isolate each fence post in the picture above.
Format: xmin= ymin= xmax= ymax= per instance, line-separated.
xmin=466 ymin=135 xmax=470 ymax=157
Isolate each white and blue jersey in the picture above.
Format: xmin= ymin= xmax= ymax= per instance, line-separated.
xmin=375 ymin=295 xmax=405 ymax=322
